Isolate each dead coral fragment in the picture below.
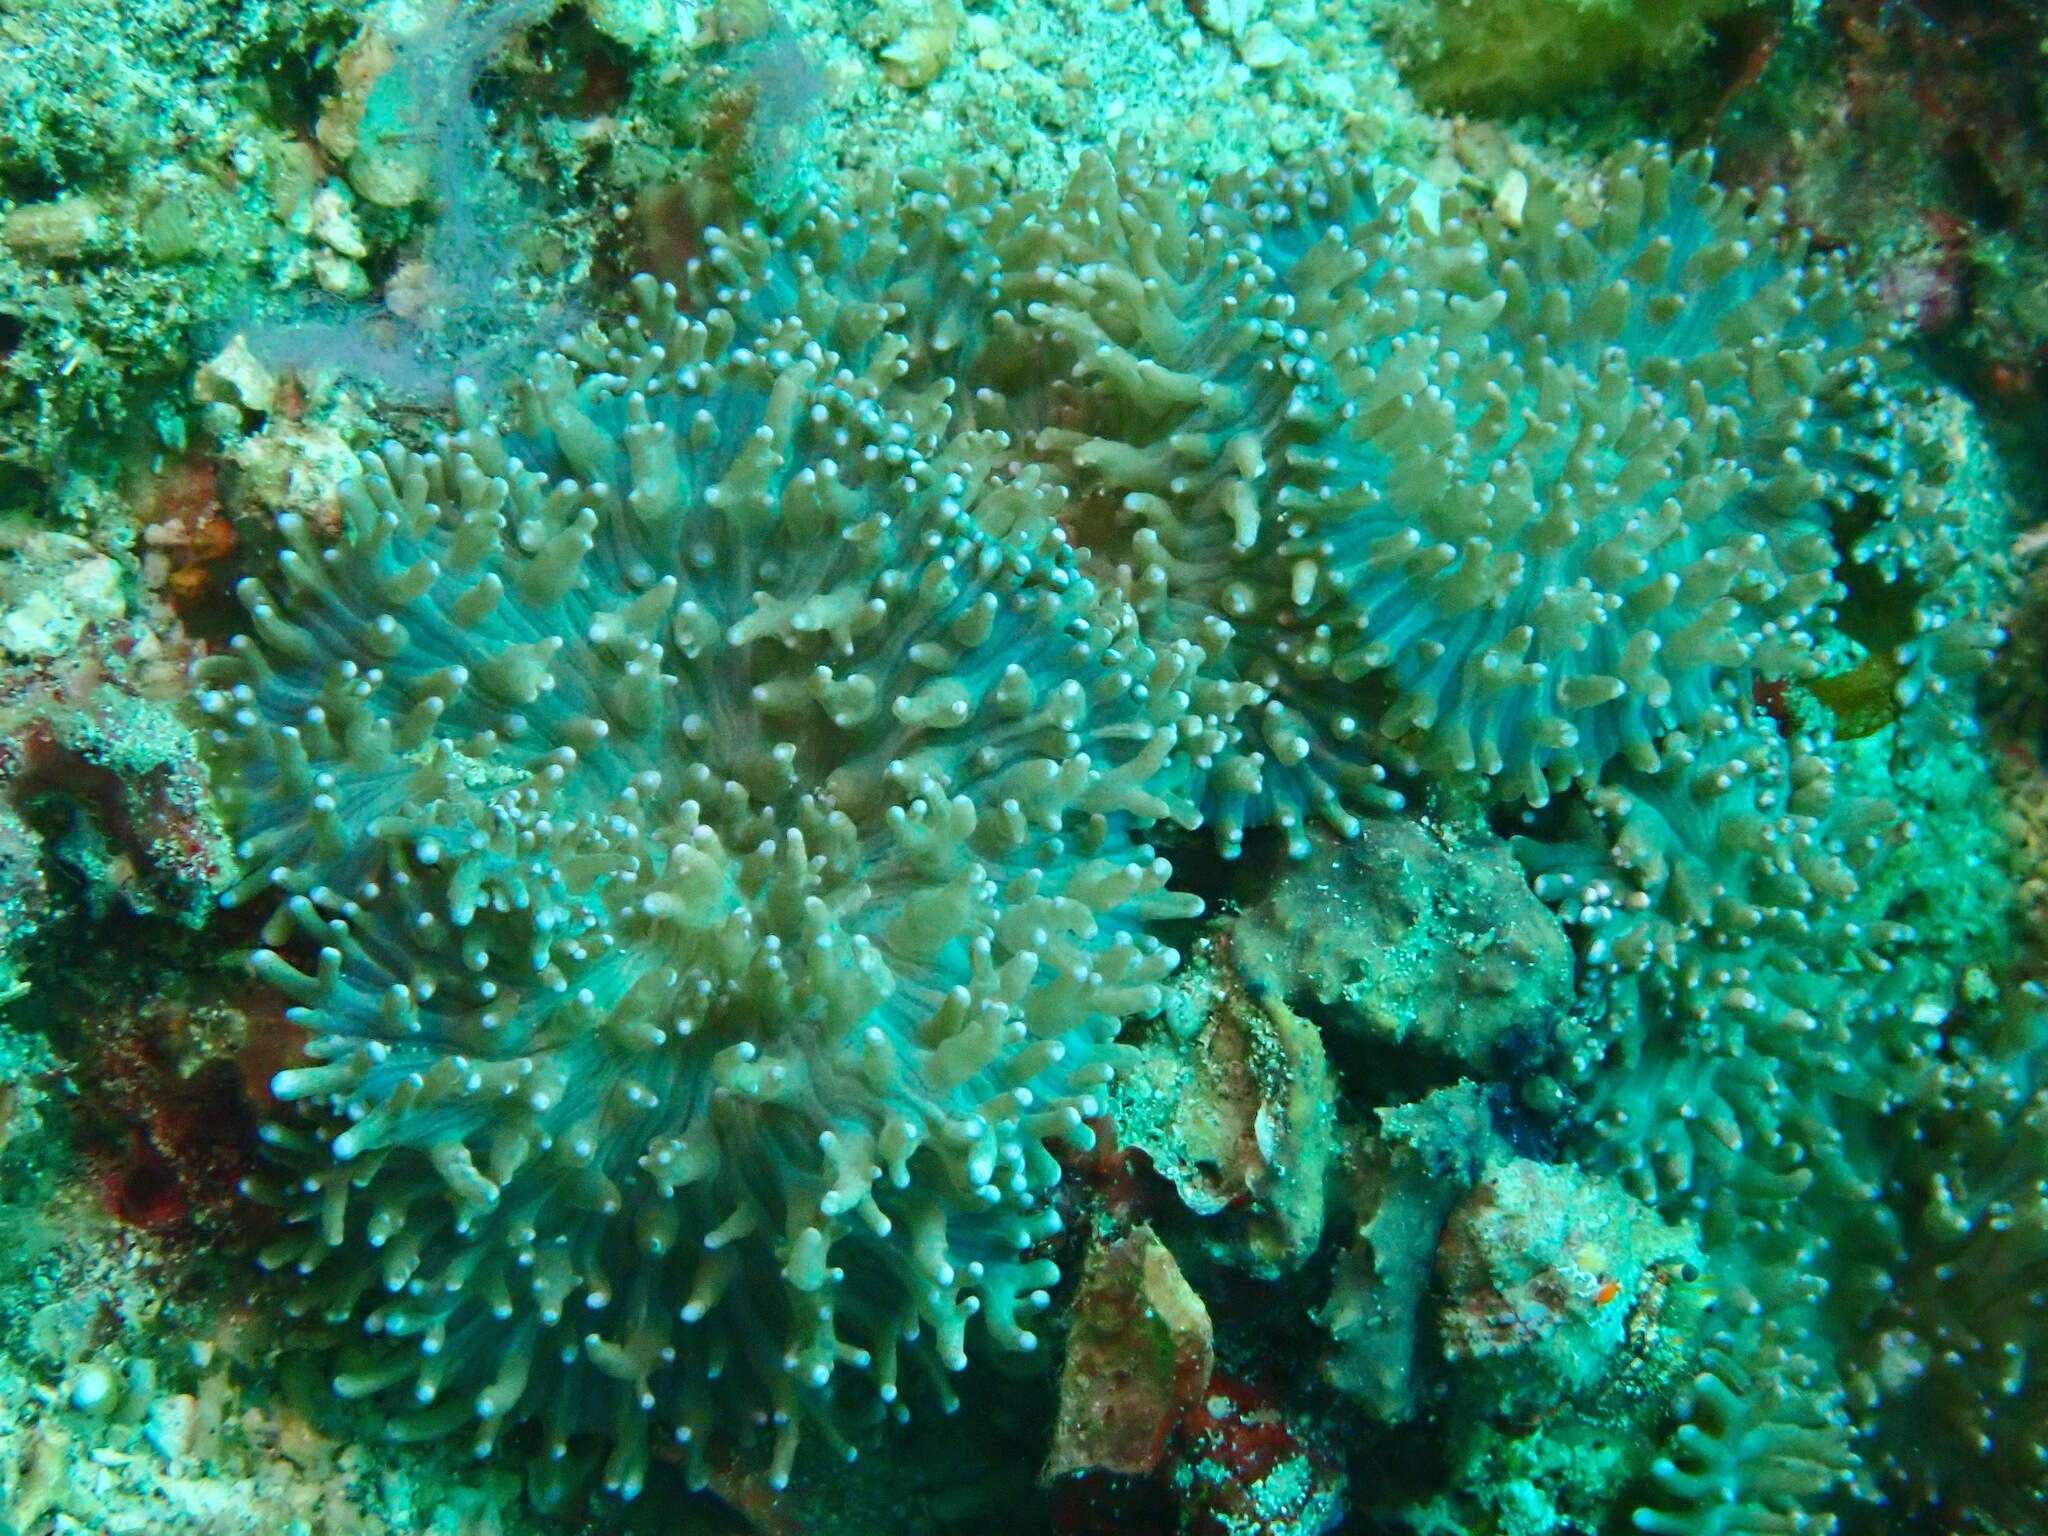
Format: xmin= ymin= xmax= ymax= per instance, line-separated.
xmin=1043 ymin=1224 xmax=1214 ymax=1481
xmin=1114 ymin=933 xmax=1335 ymax=1276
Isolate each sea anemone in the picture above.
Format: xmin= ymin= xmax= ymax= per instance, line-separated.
xmin=201 ymin=279 xmax=1205 ymax=1498
xmin=1027 ymin=146 xmax=1946 ymax=837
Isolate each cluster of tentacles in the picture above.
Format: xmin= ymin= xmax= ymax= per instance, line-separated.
xmin=198 ymin=140 xmax=2018 ymax=1529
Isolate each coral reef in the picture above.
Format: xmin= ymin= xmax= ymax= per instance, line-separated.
xmin=0 ymin=0 xmax=2040 ymax=1528
xmin=1509 ymin=706 xmax=2021 ymax=1532
xmin=0 ymin=671 xmax=228 ymax=991
xmin=187 ymin=114 xmax=2026 ymax=1522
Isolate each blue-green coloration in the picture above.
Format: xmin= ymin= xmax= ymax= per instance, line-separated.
xmin=203 ymin=281 xmax=1207 ymax=1498
xmin=202 ymin=136 xmax=2015 ymax=1530
xmin=1030 ymin=147 xmax=1957 ymax=839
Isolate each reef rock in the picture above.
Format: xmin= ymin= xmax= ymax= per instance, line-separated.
xmin=1115 ymin=933 xmax=1337 ymax=1276
xmin=1043 ymin=1225 xmax=1214 ymax=1481
xmin=1235 ymin=819 xmax=1573 ymax=1073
